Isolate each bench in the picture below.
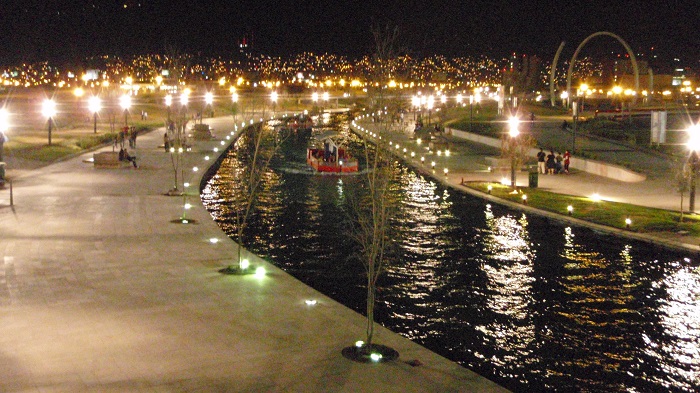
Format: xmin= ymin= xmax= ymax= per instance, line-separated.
xmin=93 ymin=151 xmax=132 ymax=168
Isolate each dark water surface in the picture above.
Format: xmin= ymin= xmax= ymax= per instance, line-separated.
xmin=201 ymin=115 xmax=700 ymax=392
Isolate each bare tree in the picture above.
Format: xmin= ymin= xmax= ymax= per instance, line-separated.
xmin=347 ymin=23 xmax=402 ymax=359
xmin=500 ymin=127 xmax=535 ymax=187
xmin=676 ymin=159 xmax=691 ymax=222
xmin=223 ymin=117 xmax=290 ymax=273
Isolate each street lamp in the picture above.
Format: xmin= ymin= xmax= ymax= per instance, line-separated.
xmin=687 ymin=123 xmax=700 ymax=212
xmin=411 ymin=95 xmax=420 ymax=121
xmin=119 ymin=94 xmax=131 ymax=127
xmin=427 ymin=95 xmax=434 ymax=125
xmin=231 ymin=90 xmax=239 ymax=122
xmin=469 ymin=95 xmax=474 ymax=132
xmin=270 ymin=91 xmax=278 ymax=115
xmin=508 ymin=116 xmax=520 ymax=187
xmin=42 ymin=99 xmax=57 ymax=146
xmin=164 ymin=94 xmax=172 ymax=124
xmin=88 ymin=96 xmax=101 ymax=134
xmin=579 ymin=83 xmax=588 ymax=112
xmin=204 ymin=92 xmax=214 ymax=121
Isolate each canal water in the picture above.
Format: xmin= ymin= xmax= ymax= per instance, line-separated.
xmin=201 ymin=114 xmax=699 ymax=392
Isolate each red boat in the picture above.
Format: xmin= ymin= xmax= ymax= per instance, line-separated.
xmin=306 ymin=137 xmax=358 ymax=173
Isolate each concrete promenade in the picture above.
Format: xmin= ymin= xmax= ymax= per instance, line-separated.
xmin=0 ymin=116 xmax=509 ymax=392
xmin=353 ymin=116 xmax=700 ymax=253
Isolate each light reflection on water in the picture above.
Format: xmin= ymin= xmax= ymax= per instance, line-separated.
xmin=202 ymin=115 xmax=700 ymax=392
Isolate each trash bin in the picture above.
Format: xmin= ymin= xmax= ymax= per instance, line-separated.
xmin=528 ymin=166 xmax=538 ymax=188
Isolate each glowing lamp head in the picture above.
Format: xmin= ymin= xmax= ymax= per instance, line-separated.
xmin=687 ymin=123 xmax=700 ymax=151
xmin=42 ymin=99 xmax=57 ymax=118
xmin=508 ymin=116 xmax=520 ymax=137
xmin=88 ymin=96 xmax=101 ymax=113
xmin=119 ymin=94 xmax=132 ymax=110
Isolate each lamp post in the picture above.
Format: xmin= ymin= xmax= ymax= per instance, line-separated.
xmin=508 ymin=116 xmax=520 ymax=188
xmin=270 ymin=91 xmax=278 ymax=116
xmin=411 ymin=95 xmax=420 ymax=122
xmin=579 ymin=83 xmax=588 ymax=112
xmin=204 ymin=92 xmax=214 ymax=122
xmin=231 ymin=90 xmax=239 ymax=123
xmin=42 ymin=99 xmax=57 ymax=146
xmin=427 ymin=95 xmax=434 ymax=126
xmin=164 ymin=94 xmax=173 ymax=125
xmin=119 ymin=94 xmax=131 ymax=127
xmin=469 ymin=95 xmax=474 ymax=132
xmin=687 ymin=123 xmax=700 ymax=212
xmin=88 ymin=96 xmax=101 ymax=134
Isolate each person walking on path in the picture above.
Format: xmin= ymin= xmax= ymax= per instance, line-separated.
xmin=537 ymin=148 xmax=546 ymax=174
xmin=563 ymin=150 xmax=571 ymax=174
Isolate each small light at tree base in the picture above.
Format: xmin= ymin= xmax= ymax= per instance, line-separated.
xmin=370 ymin=353 xmax=383 ymax=362
xmin=487 ymin=184 xmax=492 ymax=194
xmin=567 ymin=205 xmax=573 ymax=215
xmin=255 ymin=266 xmax=266 ymax=277
xmin=240 ymin=259 xmax=250 ymax=270
xmin=305 ymin=299 xmax=317 ymax=306
xmin=184 ymin=182 xmax=190 ymax=188
xmin=522 ymin=194 xmax=528 ymax=204
xmin=355 ymin=341 xmax=364 ymax=348
xmin=209 ymin=238 xmax=218 ymax=244
xmin=184 ymin=203 xmax=191 ymax=210
xmin=625 ymin=217 xmax=632 ymax=228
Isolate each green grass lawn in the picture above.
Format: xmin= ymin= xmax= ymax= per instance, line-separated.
xmin=466 ymin=181 xmax=700 ymax=235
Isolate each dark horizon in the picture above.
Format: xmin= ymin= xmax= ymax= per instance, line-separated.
xmin=1 ymin=0 xmax=698 ymax=69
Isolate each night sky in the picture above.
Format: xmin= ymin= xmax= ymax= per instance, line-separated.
xmin=0 ymin=0 xmax=698 ymax=66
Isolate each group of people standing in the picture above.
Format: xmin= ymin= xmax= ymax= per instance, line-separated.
xmin=537 ymin=148 xmax=570 ymax=175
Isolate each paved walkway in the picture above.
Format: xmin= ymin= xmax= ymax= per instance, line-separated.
xmin=353 ymin=116 xmax=700 ymax=252
xmin=0 ymin=117 xmax=508 ymax=392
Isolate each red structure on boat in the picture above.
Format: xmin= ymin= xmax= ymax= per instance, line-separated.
xmin=306 ymin=137 xmax=358 ymax=173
